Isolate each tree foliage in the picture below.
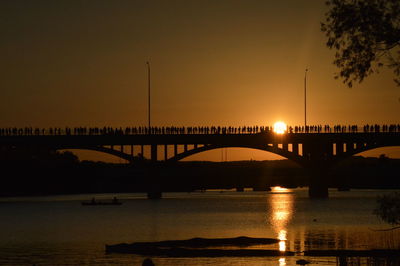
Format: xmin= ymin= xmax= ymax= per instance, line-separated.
xmin=374 ymin=192 xmax=400 ymax=226
xmin=321 ymin=0 xmax=400 ymax=87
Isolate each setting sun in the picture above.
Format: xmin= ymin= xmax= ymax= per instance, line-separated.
xmin=273 ymin=122 xmax=287 ymax=134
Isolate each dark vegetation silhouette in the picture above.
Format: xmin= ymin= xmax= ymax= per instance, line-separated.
xmin=322 ymin=0 xmax=400 ymax=225
xmin=1 ymin=148 xmax=400 ymax=196
xmin=321 ymin=0 xmax=400 ymax=87
xmin=374 ymin=192 xmax=400 ymax=229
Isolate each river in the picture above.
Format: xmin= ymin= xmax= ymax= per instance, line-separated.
xmin=0 ymin=188 xmax=399 ymax=265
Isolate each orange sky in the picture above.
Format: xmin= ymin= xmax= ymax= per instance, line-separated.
xmin=1 ymin=1 xmax=399 ymax=161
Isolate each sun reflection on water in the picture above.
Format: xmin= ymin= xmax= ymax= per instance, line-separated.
xmin=271 ymin=186 xmax=289 ymax=193
xmin=275 ymin=210 xmax=289 ymax=221
xmin=278 ymin=229 xmax=287 ymax=252
xmin=268 ymin=186 xmax=294 ymax=262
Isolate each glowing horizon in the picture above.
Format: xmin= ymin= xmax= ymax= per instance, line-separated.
xmin=1 ymin=1 xmax=399 ymax=162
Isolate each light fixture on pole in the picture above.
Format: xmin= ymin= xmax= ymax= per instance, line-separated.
xmin=304 ymin=68 xmax=308 ymax=127
xmin=146 ymin=61 xmax=151 ymax=129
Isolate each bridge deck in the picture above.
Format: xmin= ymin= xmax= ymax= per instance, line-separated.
xmin=1 ymin=132 xmax=400 ymax=146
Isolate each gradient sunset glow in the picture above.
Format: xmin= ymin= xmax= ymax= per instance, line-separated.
xmin=0 ymin=1 xmax=399 ymax=161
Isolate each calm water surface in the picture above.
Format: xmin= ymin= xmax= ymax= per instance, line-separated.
xmin=0 ymin=188 xmax=399 ymax=265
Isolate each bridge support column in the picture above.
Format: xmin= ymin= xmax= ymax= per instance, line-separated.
xmin=336 ymin=142 xmax=343 ymax=156
xmin=303 ymin=145 xmax=310 ymax=159
xmin=253 ymin=184 xmax=268 ymax=191
xmin=147 ymin=190 xmax=162 ymax=199
xmin=146 ymin=164 xmax=162 ymax=199
xmin=151 ymin=144 xmax=157 ymax=162
xmin=304 ymin=140 xmax=332 ymax=198
xmin=164 ymin=145 xmax=168 ymax=161
xmin=293 ymin=143 xmax=299 ymax=155
xmin=236 ymin=187 xmax=244 ymax=192
xmin=308 ymin=166 xmax=329 ymax=198
xmin=282 ymin=142 xmax=288 ymax=151
xmin=309 ymin=182 xmax=328 ymax=198
xmin=326 ymin=143 xmax=333 ymax=157
xmin=347 ymin=142 xmax=354 ymax=153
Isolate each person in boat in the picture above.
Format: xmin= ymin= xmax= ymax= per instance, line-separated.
xmin=112 ymin=197 xmax=118 ymax=204
xmin=91 ymin=197 xmax=96 ymax=204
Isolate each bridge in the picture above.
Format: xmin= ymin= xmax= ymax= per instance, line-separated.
xmin=1 ymin=125 xmax=400 ymax=198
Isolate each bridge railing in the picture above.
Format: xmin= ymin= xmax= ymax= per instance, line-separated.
xmin=0 ymin=124 xmax=399 ymax=137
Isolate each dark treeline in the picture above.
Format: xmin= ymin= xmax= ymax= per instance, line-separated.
xmin=331 ymin=154 xmax=400 ymax=189
xmin=1 ymin=124 xmax=400 ymax=136
xmin=0 ymin=150 xmax=399 ymax=197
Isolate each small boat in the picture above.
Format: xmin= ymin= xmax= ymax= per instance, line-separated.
xmin=81 ymin=197 xmax=122 ymax=206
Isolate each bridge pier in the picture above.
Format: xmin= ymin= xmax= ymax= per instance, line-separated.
xmin=308 ymin=182 xmax=328 ymax=198
xmin=253 ymin=185 xmax=269 ymax=191
xmin=151 ymin=144 xmax=157 ymax=162
xmin=146 ymin=163 xmax=162 ymax=199
xmin=147 ymin=190 xmax=162 ymax=199
xmin=303 ymin=139 xmax=333 ymax=198
xmin=307 ymin=165 xmax=329 ymax=198
xmin=293 ymin=143 xmax=299 ymax=155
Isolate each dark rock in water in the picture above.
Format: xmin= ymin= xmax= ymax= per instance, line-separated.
xmin=106 ymin=246 xmax=294 ymax=257
xmin=105 ymin=236 xmax=284 ymax=257
xmin=296 ymin=259 xmax=310 ymax=265
xmin=107 ymin=236 xmax=279 ymax=252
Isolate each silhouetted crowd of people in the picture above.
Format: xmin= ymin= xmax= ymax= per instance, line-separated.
xmin=0 ymin=126 xmax=270 ymax=136
xmin=1 ymin=124 xmax=400 ymax=136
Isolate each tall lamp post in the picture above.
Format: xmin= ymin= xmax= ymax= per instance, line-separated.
xmin=147 ymin=61 xmax=151 ymax=129
xmin=304 ymin=68 xmax=308 ymax=127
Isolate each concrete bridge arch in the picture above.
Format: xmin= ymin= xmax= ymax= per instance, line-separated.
xmin=167 ymin=144 xmax=304 ymax=166
xmin=56 ymin=146 xmax=134 ymax=163
xmin=52 ymin=139 xmax=400 ymax=169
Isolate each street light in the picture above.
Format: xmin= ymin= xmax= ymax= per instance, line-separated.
xmin=147 ymin=61 xmax=151 ymax=129
xmin=304 ymin=68 xmax=308 ymax=127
